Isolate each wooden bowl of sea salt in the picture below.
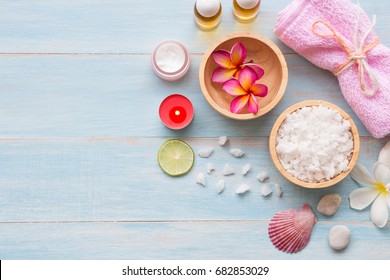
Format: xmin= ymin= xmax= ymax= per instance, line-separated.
xmin=269 ymin=100 xmax=360 ymax=189
xmin=199 ymin=32 xmax=288 ymax=120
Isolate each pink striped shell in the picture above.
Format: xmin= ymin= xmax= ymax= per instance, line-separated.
xmin=268 ymin=204 xmax=317 ymax=253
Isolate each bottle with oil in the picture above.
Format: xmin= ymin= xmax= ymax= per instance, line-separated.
xmin=194 ymin=0 xmax=222 ymax=30
xmin=233 ymin=0 xmax=261 ymax=22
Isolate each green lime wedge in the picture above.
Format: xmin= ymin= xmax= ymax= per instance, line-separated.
xmin=158 ymin=139 xmax=194 ymax=176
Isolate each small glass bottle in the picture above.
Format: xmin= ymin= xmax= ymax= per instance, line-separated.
xmin=194 ymin=0 xmax=222 ymax=31
xmin=233 ymin=0 xmax=261 ymax=22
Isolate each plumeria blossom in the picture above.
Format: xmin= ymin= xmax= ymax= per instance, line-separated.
xmin=222 ymin=67 xmax=268 ymax=114
xmin=211 ymin=42 xmax=264 ymax=83
xmin=349 ymin=141 xmax=390 ymax=228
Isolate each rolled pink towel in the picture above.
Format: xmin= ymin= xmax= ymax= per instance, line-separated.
xmin=274 ymin=0 xmax=390 ymax=138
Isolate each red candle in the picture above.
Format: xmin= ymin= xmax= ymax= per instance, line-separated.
xmin=159 ymin=94 xmax=194 ymax=130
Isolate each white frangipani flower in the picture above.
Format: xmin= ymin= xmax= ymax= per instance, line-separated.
xmin=349 ymin=141 xmax=390 ymax=228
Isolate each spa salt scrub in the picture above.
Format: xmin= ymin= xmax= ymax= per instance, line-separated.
xmin=276 ymin=105 xmax=354 ymax=183
xmin=152 ymin=40 xmax=190 ymax=81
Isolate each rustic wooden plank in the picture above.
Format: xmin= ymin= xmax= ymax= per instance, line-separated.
xmin=0 ymin=221 xmax=388 ymax=259
xmin=0 ymin=0 xmax=388 ymax=54
xmin=0 ymin=0 xmax=388 ymax=262
xmin=0 ymin=54 xmax=372 ymax=137
xmin=0 ymin=137 xmax=387 ymax=222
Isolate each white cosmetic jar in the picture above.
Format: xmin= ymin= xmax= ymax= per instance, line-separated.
xmin=152 ymin=40 xmax=191 ymax=81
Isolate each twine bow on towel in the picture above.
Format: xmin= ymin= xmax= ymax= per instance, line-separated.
xmin=312 ymin=10 xmax=380 ymax=97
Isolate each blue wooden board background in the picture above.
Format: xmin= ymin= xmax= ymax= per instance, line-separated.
xmin=0 ymin=0 xmax=389 ymax=259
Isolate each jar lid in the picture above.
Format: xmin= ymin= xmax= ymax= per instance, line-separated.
xmin=196 ymin=0 xmax=220 ymax=17
xmin=152 ymin=40 xmax=190 ymax=81
xmin=237 ymin=0 xmax=259 ymax=9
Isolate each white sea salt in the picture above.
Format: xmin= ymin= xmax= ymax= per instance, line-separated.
xmin=242 ymin=163 xmax=251 ymax=175
xmin=207 ymin=163 xmax=216 ymax=174
xmin=236 ymin=184 xmax=250 ymax=194
xmin=275 ymin=183 xmax=283 ymax=197
xmin=223 ymin=164 xmax=235 ymax=176
xmin=218 ymin=136 xmax=228 ymax=146
xmin=261 ymin=184 xmax=272 ymax=197
xmin=196 ymin=173 xmax=206 ymax=186
xmin=198 ymin=148 xmax=213 ymax=158
xmin=256 ymin=171 xmax=269 ymax=182
xmin=276 ymin=105 xmax=353 ymax=183
xmin=216 ymin=179 xmax=225 ymax=194
xmin=230 ymin=148 xmax=245 ymax=157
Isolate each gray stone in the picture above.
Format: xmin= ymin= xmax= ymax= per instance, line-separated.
xmin=328 ymin=225 xmax=351 ymax=251
xmin=317 ymin=193 xmax=341 ymax=216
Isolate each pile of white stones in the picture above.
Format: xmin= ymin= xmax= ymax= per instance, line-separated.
xmin=195 ymin=136 xmax=283 ymax=197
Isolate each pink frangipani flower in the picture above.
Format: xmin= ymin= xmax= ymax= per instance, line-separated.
xmin=222 ymin=67 xmax=268 ymax=114
xmin=212 ymin=42 xmax=264 ymax=83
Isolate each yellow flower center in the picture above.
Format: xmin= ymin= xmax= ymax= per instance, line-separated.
xmin=375 ymin=182 xmax=389 ymax=196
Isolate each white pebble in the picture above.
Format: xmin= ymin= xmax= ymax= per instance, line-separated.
xmin=207 ymin=163 xmax=215 ymax=174
xmin=236 ymin=184 xmax=250 ymax=194
xmin=216 ymin=179 xmax=225 ymax=194
xmin=276 ymin=105 xmax=354 ymax=183
xmin=223 ymin=164 xmax=235 ymax=176
xmin=275 ymin=183 xmax=283 ymax=197
xmin=198 ymin=148 xmax=213 ymax=158
xmin=218 ymin=136 xmax=228 ymax=146
xmin=261 ymin=184 xmax=272 ymax=197
xmin=242 ymin=163 xmax=251 ymax=175
xmin=256 ymin=171 xmax=269 ymax=182
xmin=328 ymin=225 xmax=351 ymax=251
xmin=230 ymin=148 xmax=245 ymax=157
xmin=196 ymin=173 xmax=206 ymax=186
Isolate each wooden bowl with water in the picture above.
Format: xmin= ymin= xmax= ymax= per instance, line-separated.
xmin=199 ymin=32 xmax=288 ymax=120
xmin=269 ymin=100 xmax=360 ymax=189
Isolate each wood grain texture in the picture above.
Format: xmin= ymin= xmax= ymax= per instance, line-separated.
xmin=0 ymin=221 xmax=389 ymax=259
xmin=0 ymin=55 xmax=372 ymax=137
xmin=0 ymin=0 xmax=389 ymax=260
xmin=0 ymin=137 xmax=387 ymax=222
xmin=0 ymin=0 xmax=388 ymax=54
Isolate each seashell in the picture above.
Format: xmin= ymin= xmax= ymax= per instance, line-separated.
xmin=257 ymin=171 xmax=269 ymax=182
xmin=242 ymin=163 xmax=251 ymax=175
xmin=268 ymin=204 xmax=317 ymax=253
xmin=216 ymin=179 xmax=225 ymax=194
xmin=230 ymin=148 xmax=245 ymax=157
xmin=261 ymin=184 xmax=272 ymax=197
xmin=275 ymin=183 xmax=283 ymax=197
xmin=236 ymin=184 xmax=250 ymax=194
xmin=196 ymin=173 xmax=206 ymax=186
xmin=198 ymin=148 xmax=213 ymax=158
xmin=218 ymin=136 xmax=228 ymax=146
xmin=223 ymin=164 xmax=235 ymax=176
xmin=207 ymin=163 xmax=216 ymax=174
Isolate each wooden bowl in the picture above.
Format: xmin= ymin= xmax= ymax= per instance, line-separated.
xmin=269 ymin=100 xmax=360 ymax=189
xmin=199 ymin=32 xmax=288 ymax=120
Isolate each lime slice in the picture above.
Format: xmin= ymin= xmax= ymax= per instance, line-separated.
xmin=158 ymin=139 xmax=194 ymax=176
